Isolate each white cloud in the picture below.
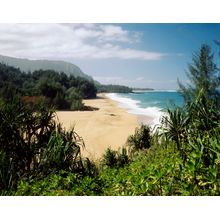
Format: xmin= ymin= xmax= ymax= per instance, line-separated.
xmin=136 ymin=77 xmax=144 ymax=81
xmin=0 ymin=23 xmax=165 ymax=61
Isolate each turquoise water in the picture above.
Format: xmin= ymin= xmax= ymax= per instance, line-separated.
xmin=106 ymin=91 xmax=184 ymax=127
xmin=118 ymin=91 xmax=184 ymax=110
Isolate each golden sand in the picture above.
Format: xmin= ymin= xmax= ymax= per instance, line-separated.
xmin=56 ymin=94 xmax=140 ymax=159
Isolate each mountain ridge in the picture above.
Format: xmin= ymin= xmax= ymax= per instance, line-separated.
xmin=0 ymin=54 xmax=93 ymax=81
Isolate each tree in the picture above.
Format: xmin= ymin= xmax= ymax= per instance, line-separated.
xmin=178 ymin=44 xmax=220 ymax=132
xmin=170 ymin=44 xmax=220 ymax=167
xmin=178 ymin=44 xmax=220 ymax=106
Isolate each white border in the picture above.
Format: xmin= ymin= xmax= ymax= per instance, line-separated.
xmin=0 ymin=0 xmax=220 ymax=22
xmin=0 ymin=0 xmax=219 ymax=219
xmin=0 ymin=196 xmax=220 ymax=220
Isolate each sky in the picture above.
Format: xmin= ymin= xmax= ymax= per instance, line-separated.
xmin=0 ymin=23 xmax=220 ymax=89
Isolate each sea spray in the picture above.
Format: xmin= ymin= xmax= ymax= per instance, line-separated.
xmin=106 ymin=91 xmax=183 ymax=129
xmin=106 ymin=93 xmax=165 ymax=128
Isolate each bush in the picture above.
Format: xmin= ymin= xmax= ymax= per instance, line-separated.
xmin=0 ymin=99 xmax=85 ymax=192
xmin=117 ymin=148 xmax=130 ymax=167
xmin=82 ymin=158 xmax=99 ymax=177
xmin=38 ymin=128 xmax=84 ymax=174
xmin=127 ymin=124 xmax=151 ymax=152
xmin=102 ymin=148 xmax=117 ymax=168
xmin=0 ymin=151 xmax=17 ymax=192
xmin=71 ymin=99 xmax=84 ymax=110
xmin=102 ymin=147 xmax=130 ymax=168
xmin=66 ymin=87 xmax=85 ymax=110
xmin=14 ymin=171 xmax=103 ymax=196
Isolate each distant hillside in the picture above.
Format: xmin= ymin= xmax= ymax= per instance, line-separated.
xmin=132 ymin=88 xmax=154 ymax=91
xmin=97 ymin=84 xmax=132 ymax=93
xmin=0 ymin=54 xmax=93 ymax=81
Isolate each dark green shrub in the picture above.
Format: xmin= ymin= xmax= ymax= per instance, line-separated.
xmin=38 ymin=128 xmax=84 ymax=174
xmin=71 ymin=99 xmax=84 ymax=110
xmin=82 ymin=158 xmax=99 ymax=177
xmin=53 ymin=92 xmax=69 ymax=109
xmin=102 ymin=148 xmax=118 ymax=168
xmin=66 ymin=87 xmax=84 ymax=110
xmin=0 ymin=99 xmax=85 ymax=192
xmin=0 ymin=151 xmax=17 ymax=192
xmin=127 ymin=124 xmax=151 ymax=151
xmin=117 ymin=148 xmax=130 ymax=167
xmin=102 ymin=147 xmax=130 ymax=168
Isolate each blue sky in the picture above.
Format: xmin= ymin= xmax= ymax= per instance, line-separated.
xmin=0 ymin=23 xmax=220 ymax=89
xmin=74 ymin=24 xmax=220 ymax=89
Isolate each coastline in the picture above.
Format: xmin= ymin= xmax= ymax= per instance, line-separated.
xmin=56 ymin=93 xmax=151 ymax=159
xmin=105 ymin=93 xmax=164 ymax=128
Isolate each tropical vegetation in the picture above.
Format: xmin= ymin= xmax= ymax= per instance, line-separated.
xmin=1 ymin=43 xmax=220 ymax=195
xmin=96 ymin=84 xmax=132 ymax=93
xmin=0 ymin=64 xmax=97 ymax=110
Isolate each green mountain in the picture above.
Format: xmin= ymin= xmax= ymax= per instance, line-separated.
xmin=0 ymin=54 xmax=93 ymax=81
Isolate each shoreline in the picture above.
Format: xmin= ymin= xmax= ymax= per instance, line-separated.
xmin=56 ymin=93 xmax=152 ymax=159
xmin=105 ymin=93 xmax=164 ymax=128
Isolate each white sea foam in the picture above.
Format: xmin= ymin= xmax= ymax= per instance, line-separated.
xmin=106 ymin=93 xmax=166 ymax=128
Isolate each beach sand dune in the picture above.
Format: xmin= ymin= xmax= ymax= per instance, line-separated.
xmin=56 ymin=94 xmax=139 ymax=159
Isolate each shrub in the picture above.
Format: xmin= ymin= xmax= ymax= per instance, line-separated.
xmin=71 ymin=99 xmax=84 ymax=110
xmin=127 ymin=124 xmax=151 ymax=152
xmin=102 ymin=148 xmax=118 ymax=168
xmin=0 ymin=151 xmax=17 ymax=192
xmin=66 ymin=87 xmax=84 ymax=110
xmin=117 ymin=148 xmax=130 ymax=167
xmin=0 ymin=99 xmax=85 ymax=192
xmin=82 ymin=158 xmax=99 ymax=177
xmin=102 ymin=147 xmax=130 ymax=168
xmin=38 ymin=127 xmax=84 ymax=174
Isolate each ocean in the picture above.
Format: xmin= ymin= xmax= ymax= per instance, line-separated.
xmin=106 ymin=91 xmax=184 ymax=128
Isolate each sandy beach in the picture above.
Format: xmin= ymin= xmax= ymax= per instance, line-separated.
xmin=56 ymin=94 xmax=140 ymax=159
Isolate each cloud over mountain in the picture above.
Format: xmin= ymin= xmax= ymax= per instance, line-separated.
xmin=0 ymin=23 xmax=165 ymax=61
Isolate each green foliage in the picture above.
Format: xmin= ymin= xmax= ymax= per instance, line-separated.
xmin=0 ymin=63 xmax=97 ymax=110
xmin=14 ymin=171 xmax=103 ymax=196
xmin=2 ymin=44 xmax=220 ymax=196
xmin=178 ymin=44 xmax=220 ymax=106
xmin=127 ymin=124 xmax=151 ymax=151
xmin=0 ymin=99 xmax=84 ymax=193
xmin=187 ymin=88 xmax=220 ymax=132
xmin=161 ymin=107 xmax=190 ymax=152
xmin=102 ymin=148 xmax=118 ymax=168
xmin=117 ymin=148 xmax=130 ymax=168
xmin=12 ymin=134 xmax=220 ymax=196
xmin=99 ymin=138 xmax=220 ymax=196
xmin=102 ymin=147 xmax=130 ymax=168
xmin=82 ymin=158 xmax=99 ymax=177
xmin=38 ymin=128 xmax=84 ymax=174
xmin=0 ymin=151 xmax=16 ymax=192
xmin=66 ymin=87 xmax=84 ymax=110
xmin=14 ymin=171 xmax=79 ymax=196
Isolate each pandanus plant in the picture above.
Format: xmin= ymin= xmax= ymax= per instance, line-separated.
xmin=161 ymin=107 xmax=190 ymax=152
xmin=0 ymin=98 xmax=85 ymax=192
